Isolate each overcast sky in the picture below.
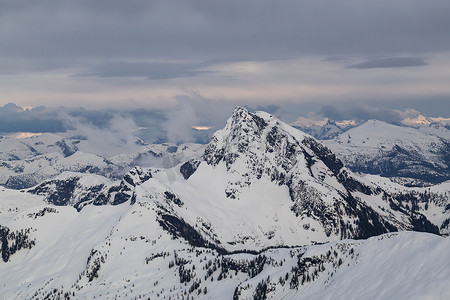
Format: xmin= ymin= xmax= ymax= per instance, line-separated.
xmin=1 ymin=0 xmax=449 ymax=122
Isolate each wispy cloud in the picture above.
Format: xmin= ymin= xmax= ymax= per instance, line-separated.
xmin=163 ymin=102 xmax=198 ymax=143
xmin=62 ymin=113 xmax=142 ymax=156
xmin=75 ymin=61 xmax=214 ymax=80
xmin=347 ymin=57 xmax=427 ymax=69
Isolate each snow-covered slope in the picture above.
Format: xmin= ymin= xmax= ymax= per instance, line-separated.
xmin=359 ymin=175 xmax=450 ymax=235
xmin=324 ymin=120 xmax=450 ymax=185
xmin=1 ymin=187 xmax=449 ymax=300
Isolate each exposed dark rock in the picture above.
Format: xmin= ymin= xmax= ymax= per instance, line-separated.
xmin=5 ymin=175 xmax=39 ymax=190
xmin=302 ymin=137 xmax=343 ymax=175
xmin=158 ymin=214 xmax=225 ymax=253
xmin=180 ymin=160 xmax=200 ymax=180
xmin=29 ymin=177 xmax=79 ymax=206
xmin=55 ymin=140 xmax=78 ymax=157
xmin=164 ymin=191 xmax=183 ymax=206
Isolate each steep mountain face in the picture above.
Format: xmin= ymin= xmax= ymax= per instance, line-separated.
xmin=193 ymin=108 xmax=397 ymax=246
xmin=172 ymin=108 xmax=439 ymax=248
xmin=324 ymin=120 xmax=450 ymax=186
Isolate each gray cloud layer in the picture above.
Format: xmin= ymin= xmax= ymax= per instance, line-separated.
xmin=1 ymin=1 xmax=450 ymax=115
xmin=0 ymin=103 xmax=165 ymax=134
xmin=0 ymin=104 xmax=66 ymax=133
xmin=1 ymin=0 xmax=450 ymax=75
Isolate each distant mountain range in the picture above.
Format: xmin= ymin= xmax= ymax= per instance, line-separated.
xmin=1 ymin=107 xmax=448 ymax=299
xmin=1 ymin=112 xmax=449 ymax=189
xmin=296 ymin=115 xmax=450 ymax=141
xmin=0 ymin=133 xmax=204 ymax=189
xmin=297 ymin=118 xmax=450 ymax=186
xmin=294 ymin=119 xmax=355 ymax=140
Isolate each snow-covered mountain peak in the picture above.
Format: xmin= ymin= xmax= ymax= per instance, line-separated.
xmin=164 ymin=107 xmax=438 ymax=249
xmin=204 ymin=107 xmax=308 ymax=168
xmin=202 ymin=107 xmax=334 ymax=204
xmin=340 ymin=119 xmax=440 ymax=141
xmin=204 ymin=107 xmax=269 ymax=163
xmin=347 ymin=119 xmax=401 ymax=136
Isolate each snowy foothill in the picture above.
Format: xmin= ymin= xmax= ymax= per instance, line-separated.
xmin=1 ymin=188 xmax=449 ymax=299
